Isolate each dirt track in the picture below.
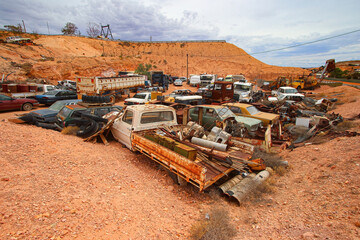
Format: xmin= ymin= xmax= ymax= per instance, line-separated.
xmin=1 ymin=85 xmax=360 ymax=239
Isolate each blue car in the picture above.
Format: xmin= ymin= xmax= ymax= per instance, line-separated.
xmin=21 ymin=99 xmax=82 ymax=124
xmin=35 ymin=90 xmax=78 ymax=105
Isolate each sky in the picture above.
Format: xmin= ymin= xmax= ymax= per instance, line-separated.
xmin=0 ymin=0 xmax=359 ymax=67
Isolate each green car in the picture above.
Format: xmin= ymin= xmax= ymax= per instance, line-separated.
xmin=188 ymin=105 xmax=262 ymax=137
xmin=56 ymin=104 xmax=123 ymax=129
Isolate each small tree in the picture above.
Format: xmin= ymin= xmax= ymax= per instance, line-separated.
xmin=61 ymin=22 xmax=78 ymax=35
xmin=86 ymin=22 xmax=100 ymax=38
xmin=135 ymin=63 xmax=152 ymax=79
xmin=4 ymin=24 xmax=23 ymax=33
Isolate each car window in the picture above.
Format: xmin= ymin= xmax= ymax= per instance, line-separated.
xmin=205 ymin=108 xmax=215 ymax=117
xmin=214 ymin=84 xmax=222 ymax=90
xmin=230 ymin=106 xmax=242 ymax=114
xmin=247 ymin=106 xmax=260 ymax=115
xmin=95 ymin=108 xmax=109 ymax=116
xmin=0 ymin=95 xmax=12 ymax=100
xmin=140 ymin=111 xmax=174 ymax=124
xmin=123 ymin=110 xmax=133 ymax=125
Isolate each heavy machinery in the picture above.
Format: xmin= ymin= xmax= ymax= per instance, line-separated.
xmin=291 ymin=59 xmax=335 ymax=90
xmin=262 ymin=59 xmax=336 ymax=91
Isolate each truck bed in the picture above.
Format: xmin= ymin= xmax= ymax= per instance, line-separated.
xmin=131 ymin=129 xmax=248 ymax=191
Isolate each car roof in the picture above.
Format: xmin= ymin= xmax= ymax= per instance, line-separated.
xmin=126 ymin=104 xmax=175 ymax=112
xmin=223 ymin=103 xmax=252 ymax=108
xmin=64 ymin=104 xmax=121 ymax=110
xmin=192 ymin=105 xmax=225 ymax=109
xmin=279 ymin=86 xmax=296 ymax=89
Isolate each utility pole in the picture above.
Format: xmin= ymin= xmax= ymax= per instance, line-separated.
xmin=47 ymin=22 xmax=50 ymax=34
xmin=22 ymin=20 xmax=26 ymax=33
xmin=186 ymin=54 xmax=189 ymax=82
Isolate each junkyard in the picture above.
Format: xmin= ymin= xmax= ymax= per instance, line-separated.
xmin=1 ymin=25 xmax=360 ymax=239
xmin=1 ymin=79 xmax=360 ymax=239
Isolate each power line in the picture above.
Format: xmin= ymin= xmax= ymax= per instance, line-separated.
xmin=250 ymin=28 xmax=360 ymax=55
xmin=186 ymin=28 xmax=360 ymax=58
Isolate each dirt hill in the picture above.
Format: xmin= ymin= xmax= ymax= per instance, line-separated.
xmin=0 ymin=31 xmax=309 ymax=84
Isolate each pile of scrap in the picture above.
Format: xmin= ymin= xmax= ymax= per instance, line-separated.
xmin=251 ymin=94 xmax=358 ymax=148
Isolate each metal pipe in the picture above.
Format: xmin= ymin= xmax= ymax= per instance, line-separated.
xmin=191 ymin=137 xmax=228 ymax=152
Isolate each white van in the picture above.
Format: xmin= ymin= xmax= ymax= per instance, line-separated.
xmin=189 ymin=75 xmax=200 ymax=86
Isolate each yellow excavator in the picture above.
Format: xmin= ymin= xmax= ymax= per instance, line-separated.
xmin=291 ymin=59 xmax=336 ymax=90
xmin=263 ymin=59 xmax=336 ymax=91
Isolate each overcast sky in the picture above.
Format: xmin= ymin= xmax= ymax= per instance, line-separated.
xmin=1 ymin=0 xmax=359 ymax=67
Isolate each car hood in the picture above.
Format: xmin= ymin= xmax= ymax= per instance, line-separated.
xmin=234 ymin=116 xmax=262 ymax=126
xmin=30 ymin=109 xmax=58 ymax=117
xmin=253 ymin=112 xmax=279 ymax=121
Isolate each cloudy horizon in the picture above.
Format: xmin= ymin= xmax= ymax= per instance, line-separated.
xmin=0 ymin=0 xmax=359 ymax=68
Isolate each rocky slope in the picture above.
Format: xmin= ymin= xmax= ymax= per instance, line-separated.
xmin=0 ymin=31 xmax=308 ymax=84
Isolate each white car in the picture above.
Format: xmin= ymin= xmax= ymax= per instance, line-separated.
xmin=174 ymin=79 xmax=183 ymax=86
xmin=179 ymin=77 xmax=187 ymax=82
xmin=268 ymin=93 xmax=305 ymax=103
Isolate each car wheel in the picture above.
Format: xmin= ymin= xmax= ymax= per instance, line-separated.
xmin=77 ymin=119 xmax=99 ymax=138
xmin=22 ymin=103 xmax=33 ymax=111
xmin=109 ymin=95 xmax=116 ymax=104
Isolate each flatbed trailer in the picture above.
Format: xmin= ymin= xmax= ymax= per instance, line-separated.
xmin=131 ymin=129 xmax=253 ymax=191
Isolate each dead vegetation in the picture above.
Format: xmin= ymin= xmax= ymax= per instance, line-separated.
xmin=190 ymin=207 xmax=237 ymax=240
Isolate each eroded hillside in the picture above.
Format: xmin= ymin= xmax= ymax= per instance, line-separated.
xmin=0 ymin=31 xmax=308 ymax=84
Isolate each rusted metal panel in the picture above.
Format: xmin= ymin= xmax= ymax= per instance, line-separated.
xmin=132 ymin=130 xmax=240 ymax=191
xmin=132 ymin=132 xmax=207 ymax=187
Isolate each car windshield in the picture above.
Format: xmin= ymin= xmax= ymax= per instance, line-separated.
xmin=45 ymin=91 xmax=59 ymax=95
xmin=246 ymin=106 xmax=260 ymax=115
xmin=215 ymin=107 xmax=236 ymax=119
xmin=49 ymin=101 xmax=68 ymax=111
xmin=58 ymin=107 xmax=73 ymax=119
xmin=133 ymin=93 xmax=147 ymax=99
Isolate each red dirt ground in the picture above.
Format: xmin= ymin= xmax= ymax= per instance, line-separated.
xmin=0 ymin=85 xmax=359 ymax=239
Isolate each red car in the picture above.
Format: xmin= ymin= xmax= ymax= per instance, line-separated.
xmin=0 ymin=94 xmax=39 ymax=112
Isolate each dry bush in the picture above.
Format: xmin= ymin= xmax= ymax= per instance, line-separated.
xmin=252 ymin=148 xmax=287 ymax=169
xmin=244 ymin=178 xmax=276 ymax=203
xmin=61 ymin=126 xmax=79 ymax=135
xmin=272 ymin=166 xmax=287 ymax=176
xmin=332 ymin=120 xmax=359 ymax=132
xmin=190 ymin=207 xmax=236 ymax=240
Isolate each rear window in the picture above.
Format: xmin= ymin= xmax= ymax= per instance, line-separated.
xmin=140 ymin=111 xmax=174 ymax=124
xmin=58 ymin=107 xmax=73 ymax=119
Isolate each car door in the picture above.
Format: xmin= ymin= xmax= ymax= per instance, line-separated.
xmin=189 ymin=107 xmax=199 ymax=122
xmin=0 ymin=95 xmax=18 ymax=111
xmin=112 ymin=109 xmax=133 ymax=149
xmin=202 ymin=107 xmax=217 ymax=130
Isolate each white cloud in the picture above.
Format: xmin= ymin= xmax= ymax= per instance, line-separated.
xmin=0 ymin=0 xmax=359 ymax=66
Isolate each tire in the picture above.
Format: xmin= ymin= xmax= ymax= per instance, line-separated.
xmin=82 ymin=95 xmax=88 ymax=102
xmin=82 ymin=95 xmax=103 ymax=103
xmin=65 ymin=118 xmax=90 ymax=127
xmin=22 ymin=103 xmax=33 ymax=111
xmin=77 ymin=119 xmax=99 ymax=138
xmin=109 ymin=95 xmax=116 ymax=104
